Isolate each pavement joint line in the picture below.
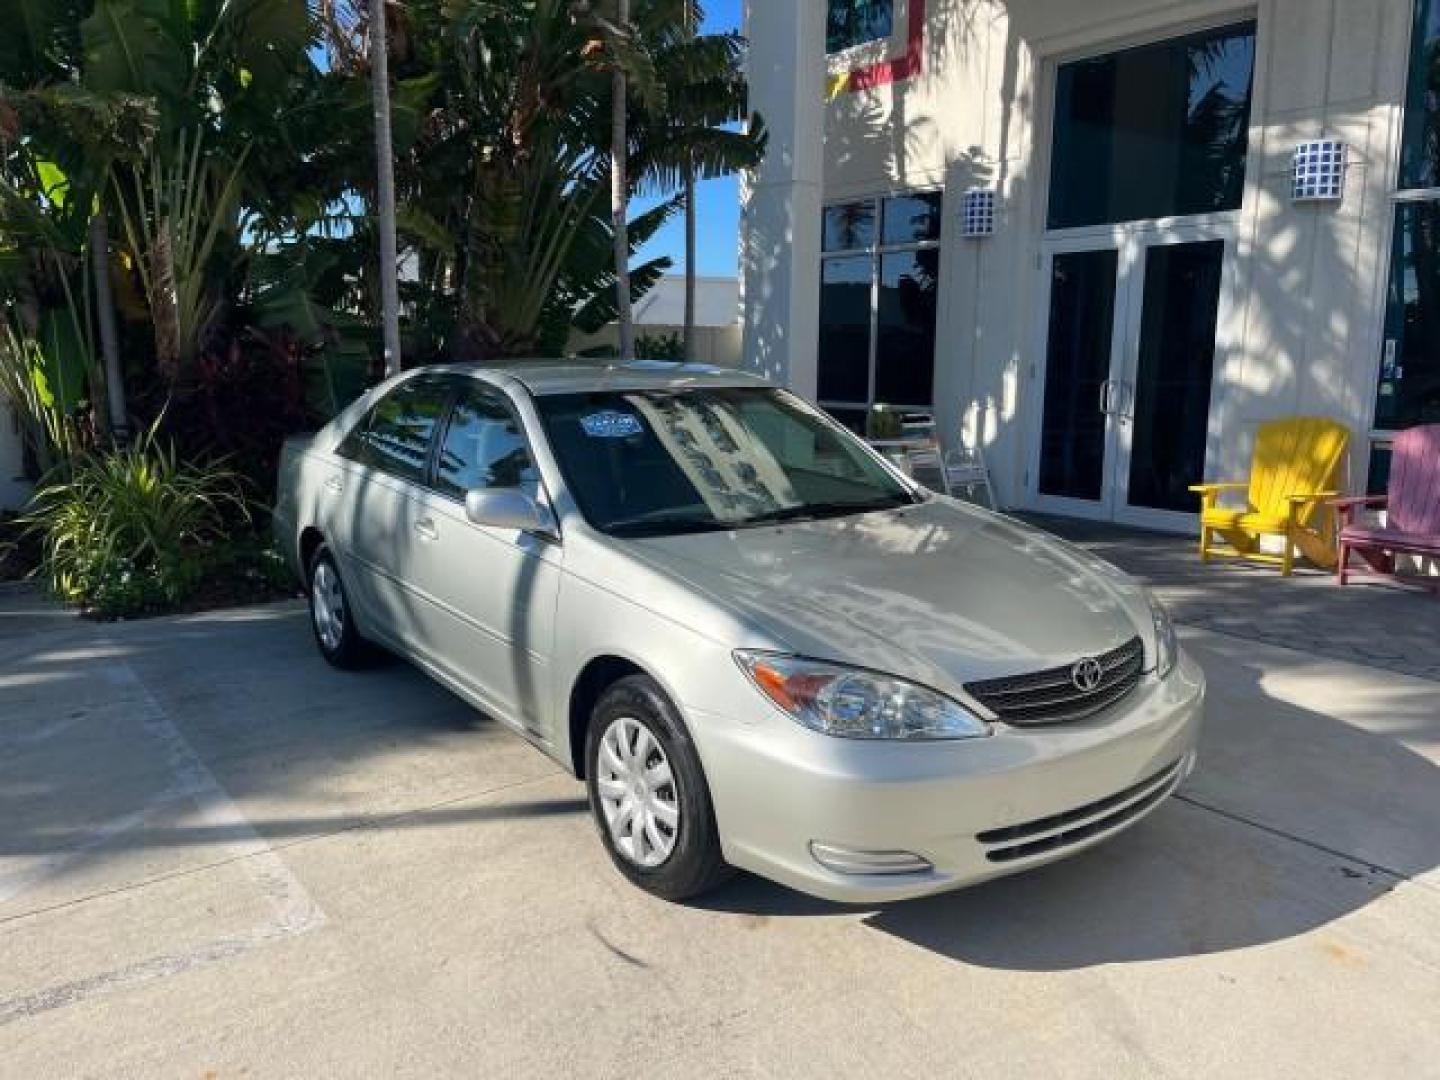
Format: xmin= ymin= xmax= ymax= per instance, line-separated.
xmin=0 ymin=764 xmax=566 ymax=929
xmin=1173 ymin=793 xmax=1439 ymax=895
xmin=0 ymin=658 xmax=329 ymax=1025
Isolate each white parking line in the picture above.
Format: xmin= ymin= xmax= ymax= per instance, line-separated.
xmin=0 ymin=660 xmax=326 ymax=1025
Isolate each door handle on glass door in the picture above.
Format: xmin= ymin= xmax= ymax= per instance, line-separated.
xmin=1115 ymin=381 xmax=1134 ymax=419
xmin=1098 ymin=380 xmax=1112 ymax=416
xmin=414 ymin=517 xmax=439 ymax=542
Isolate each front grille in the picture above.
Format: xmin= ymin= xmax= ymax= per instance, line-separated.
xmin=965 ymin=635 xmax=1145 ymax=727
xmin=978 ymin=759 xmax=1181 ymax=864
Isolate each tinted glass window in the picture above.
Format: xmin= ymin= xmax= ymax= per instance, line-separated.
xmin=342 ymin=379 xmax=450 ymax=483
xmin=823 ymin=201 xmax=876 ymax=252
xmin=1048 ymin=22 xmax=1256 ymax=229
xmin=434 ymin=386 xmax=541 ymax=500
xmin=1402 ymin=0 xmax=1440 ymax=189
xmin=536 ymin=388 xmax=914 ymax=536
xmin=881 ymin=193 xmax=943 ymax=245
xmin=827 ymin=0 xmax=893 ymax=53
xmin=874 ymin=249 xmax=939 ymax=407
xmin=818 ymin=256 xmax=873 ymax=403
xmin=1377 ymin=201 xmax=1440 ymax=430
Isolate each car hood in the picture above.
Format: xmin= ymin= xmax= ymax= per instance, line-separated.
xmin=627 ymin=500 xmax=1150 ymax=696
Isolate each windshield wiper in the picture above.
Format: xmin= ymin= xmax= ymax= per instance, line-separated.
xmin=738 ymin=497 xmax=914 ymax=527
xmin=607 ymin=516 xmax=733 ymax=538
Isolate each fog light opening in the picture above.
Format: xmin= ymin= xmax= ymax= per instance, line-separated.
xmin=809 ymin=842 xmax=933 ymax=876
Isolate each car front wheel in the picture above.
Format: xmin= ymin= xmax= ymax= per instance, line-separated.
xmin=585 ymin=674 xmax=732 ymax=901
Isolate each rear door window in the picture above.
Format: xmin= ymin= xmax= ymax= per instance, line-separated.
xmin=339 ymin=378 xmax=451 ymax=484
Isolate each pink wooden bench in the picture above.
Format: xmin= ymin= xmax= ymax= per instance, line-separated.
xmin=1333 ymin=424 xmax=1440 ymax=594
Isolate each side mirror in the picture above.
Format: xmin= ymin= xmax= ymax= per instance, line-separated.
xmin=464 ymin=488 xmax=557 ymax=538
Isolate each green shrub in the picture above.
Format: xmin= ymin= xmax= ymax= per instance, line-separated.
xmin=24 ymin=426 xmax=252 ymax=617
xmin=634 ymin=332 xmax=686 ymax=362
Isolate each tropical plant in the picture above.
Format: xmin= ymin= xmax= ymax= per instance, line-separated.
xmin=1 ymin=8 xmax=161 ymax=446
xmin=634 ymin=330 xmax=685 ymax=361
xmin=628 ymin=1 xmax=764 ymax=360
xmin=80 ymin=0 xmax=322 ymax=380
xmin=23 ymin=420 xmax=252 ymax=615
xmin=0 ymin=314 xmax=88 ymax=473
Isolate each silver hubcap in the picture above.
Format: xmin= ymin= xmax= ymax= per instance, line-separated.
xmin=312 ymin=561 xmax=346 ymax=652
xmin=597 ymin=716 xmax=680 ymax=869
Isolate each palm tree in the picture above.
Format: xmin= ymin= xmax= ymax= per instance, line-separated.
xmin=369 ymin=0 xmax=403 ymax=377
xmin=628 ymin=1 xmax=764 ymax=360
xmin=611 ymin=0 xmax=636 ymax=362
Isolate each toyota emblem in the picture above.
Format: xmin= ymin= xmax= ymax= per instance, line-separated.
xmin=1071 ymin=657 xmax=1105 ymax=693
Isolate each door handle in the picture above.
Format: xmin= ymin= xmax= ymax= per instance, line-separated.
xmin=1115 ymin=381 xmax=1133 ymax=419
xmin=324 ymin=475 xmax=344 ymax=494
xmin=413 ymin=517 xmax=439 ymax=542
xmin=1099 ymin=380 xmax=1115 ymax=416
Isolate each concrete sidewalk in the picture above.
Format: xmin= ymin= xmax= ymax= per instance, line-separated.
xmin=3 ymin=586 xmax=1439 ymax=1078
xmin=1021 ymin=513 xmax=1440 ymax=681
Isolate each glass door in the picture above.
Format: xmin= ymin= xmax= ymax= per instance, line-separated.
xmin=1114 ymin=238 xmax=1225 ymax=526
xmin=1029 ymin=233 xmax=1228 ymax=527
xmin=1032 ymin=245 xmax=1128 ymax=519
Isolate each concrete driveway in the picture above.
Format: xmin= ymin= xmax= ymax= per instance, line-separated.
xmin=3 ymin=584 xmax=1439 ymax=1078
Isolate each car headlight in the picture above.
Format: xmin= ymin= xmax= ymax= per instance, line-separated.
xmin=734 ymin=652 xmax=990 ymax=740
xmin=1146 ymin=590 xmax=1179 ymax=679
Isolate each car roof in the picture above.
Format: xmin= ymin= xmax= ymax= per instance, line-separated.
xmin=420 ymin=359 xmax=773 ymax=397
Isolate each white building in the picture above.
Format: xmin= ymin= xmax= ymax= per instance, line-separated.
xmin=572 ymin=274 xmax=744 ymax=367
xmin=743 ymin=0 xmax=1440 ymax=530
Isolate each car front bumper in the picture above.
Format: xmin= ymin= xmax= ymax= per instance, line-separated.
xmin=687 ymin=652 xmax=1205 ymax=904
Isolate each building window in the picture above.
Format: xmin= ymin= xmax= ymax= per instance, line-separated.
xmin=827 ymin=0 xmax=894 ymax=54
xmin=1376 ymin=0 xmax=1440 ymax=450
xmin=1048 ymin=22 xmax=1257 ymax=230
xmin=818 ymin=192 xmax=942 ymax=430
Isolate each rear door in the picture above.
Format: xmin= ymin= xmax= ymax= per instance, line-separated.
xmin=331 ymin=376 xmax=454 ymax=651
xmin=403 ymin=380 xmax=562 ymax=732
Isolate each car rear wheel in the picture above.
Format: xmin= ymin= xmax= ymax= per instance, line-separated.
xmin=585 ymin=674 xmax=732 ymax=900
xmin=308 ymin=546 xmax=372 ymax=670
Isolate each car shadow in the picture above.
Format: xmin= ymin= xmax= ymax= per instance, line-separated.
xmin=698 ymin=643 xmax=1440 ymax=971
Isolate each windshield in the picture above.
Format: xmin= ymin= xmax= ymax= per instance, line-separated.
xmin=534 ymin=387 xmax=920 ymax=537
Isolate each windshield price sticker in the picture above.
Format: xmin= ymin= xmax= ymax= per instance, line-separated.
xmin=581 ymin=411 xmax=644 ymax=438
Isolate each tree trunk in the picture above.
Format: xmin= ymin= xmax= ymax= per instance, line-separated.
xmin=683 ymin=162 xmax=697 ymax=363
xmin=89 ymin=212 xmax=128 ymax=443
xmin=612 ymin=0 xmax=635 ymax=363
xmin=682 ymin=2 xmax=697 ymax=364
xmin=371 ymin=0 xmax=403 ymax=377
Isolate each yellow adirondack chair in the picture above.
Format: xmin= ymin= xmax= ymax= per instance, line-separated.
xmin=1189 ymin=417 xmax=1350 ymax=576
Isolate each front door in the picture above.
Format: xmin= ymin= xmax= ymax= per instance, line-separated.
xmin=1030 ymin=232 xmax=1228 ymax=529
xmin=404 ymin=382 xmax=561 ymax=734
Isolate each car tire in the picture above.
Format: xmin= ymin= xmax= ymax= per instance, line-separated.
xmin=307 ymin=545 xmax=373 ymax=670
xmin=585 ymin=674 xmax=733 ymax=901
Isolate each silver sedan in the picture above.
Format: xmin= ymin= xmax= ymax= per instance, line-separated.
xmin=274 ymin=362 xmax=1204 ymax=902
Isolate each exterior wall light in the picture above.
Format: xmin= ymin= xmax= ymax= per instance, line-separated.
xmin=1292 ymin=140 xmax=1347 ymax=203
xmin=961 ymin=187 xmax=997 ymax=238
